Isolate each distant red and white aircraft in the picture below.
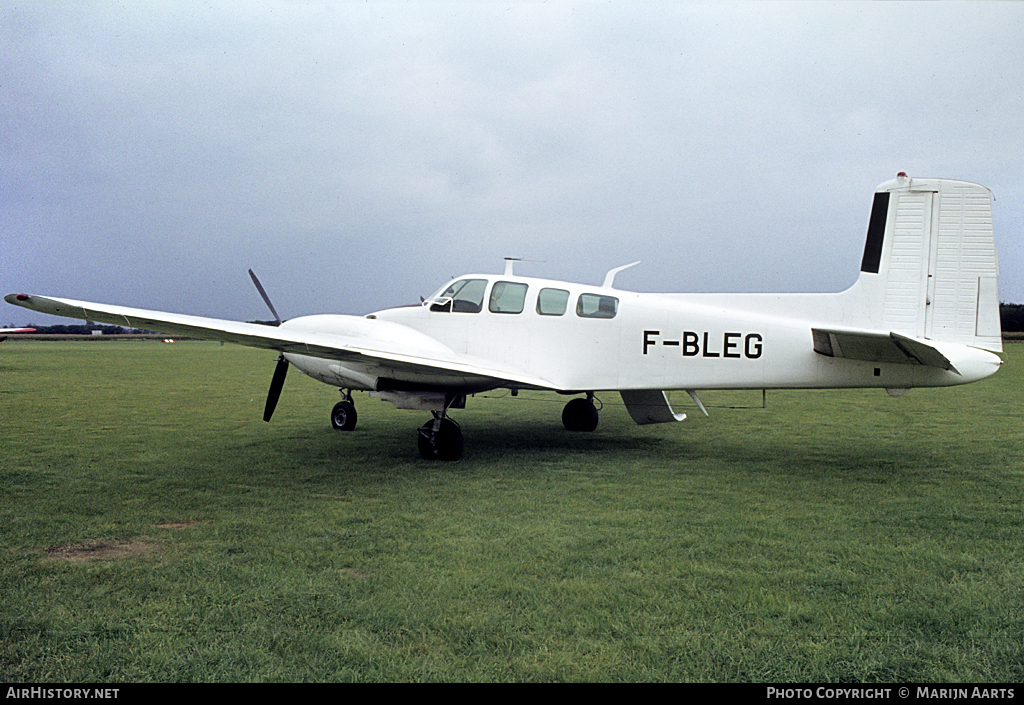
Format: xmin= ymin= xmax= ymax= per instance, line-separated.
xmin=5 ymin=175 xmax=1003 ymax=460
xmin=0 ymin=327 xmax=35 ymax=343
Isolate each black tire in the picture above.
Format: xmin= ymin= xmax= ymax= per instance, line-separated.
xmin=417 ymin=418 xmax=464 ymax=461
xmin=331 ymin=400 xmax=357 ymax=431
xmin=562 ymin=397 xmax=599 ymax=432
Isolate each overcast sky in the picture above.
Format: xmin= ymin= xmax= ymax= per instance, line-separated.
xmin=4 ymin=1 xmax=1023 ymax=328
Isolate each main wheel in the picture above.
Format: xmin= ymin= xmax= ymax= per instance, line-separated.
xmin=417 ymin=418 xmax=464 ymax=461
xmin=562 ymin=397 xmax=599 ymax=432
xmin=331 ymin=400 xmax=358 ymax=431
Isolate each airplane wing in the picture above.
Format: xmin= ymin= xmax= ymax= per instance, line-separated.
xmin=811 ymin=327 xmax=960 ymax=374
xmin=4 ymin=293 xmax=557 ymax=390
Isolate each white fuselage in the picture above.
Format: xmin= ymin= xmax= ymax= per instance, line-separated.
xmin=282 ymin=272 xmax=1001 ymax=395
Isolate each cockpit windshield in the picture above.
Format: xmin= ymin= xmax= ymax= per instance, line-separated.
xmin=426 ymin=279 xmax=487 ymax=313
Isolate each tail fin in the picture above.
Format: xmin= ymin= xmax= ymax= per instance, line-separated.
xmin=853 ymin=174 xmax=1001 ymax=353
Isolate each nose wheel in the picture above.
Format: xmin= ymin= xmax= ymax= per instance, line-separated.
xmin=418 ymin=414 xmax=463 ymax=461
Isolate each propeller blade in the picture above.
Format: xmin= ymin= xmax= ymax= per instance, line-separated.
xmin=264 ymin=354 xmax=289 ymax=422
xmin=248 ymin=269 xmax=282 ymax=325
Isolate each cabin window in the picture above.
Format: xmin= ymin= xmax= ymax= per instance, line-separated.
xmin=576 ymin=293 xmax=618 ymax=319
xmin=536 ymin=288 xmax=569 ymax=316
xmin=429 ymin=279 xmax=487 ymax=313
xmin=488 ymin=281 xmax=528 ymax=314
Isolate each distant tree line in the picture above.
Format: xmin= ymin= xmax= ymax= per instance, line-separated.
xmin=1001 ymin=303 xmax=1024 ymax=332
xmin=16 ymin=324 xmax=150 ymax=335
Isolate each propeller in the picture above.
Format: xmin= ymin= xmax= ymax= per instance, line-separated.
xmin=248 ymin=269 xmax=282 ymax=326
xmin=264 ymin=355 xmax=289 ymax=422
xmin=248 ymin=269 xmax=287 ymax=422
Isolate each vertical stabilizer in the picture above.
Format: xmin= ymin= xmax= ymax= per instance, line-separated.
xmin=853 ymin=175 xmax=1001 ymax=353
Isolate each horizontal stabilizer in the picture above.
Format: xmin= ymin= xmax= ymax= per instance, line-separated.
xmin=812 ymin=328 xmax=959 ymax=374
xmin=620 ymin=390 xmax=686 ymax=425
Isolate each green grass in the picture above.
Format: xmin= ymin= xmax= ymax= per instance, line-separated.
xmin=2 ymin=340 xmax=1023 ymax=682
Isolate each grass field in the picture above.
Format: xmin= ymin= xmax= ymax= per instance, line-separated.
xmin=2 ymin=339 xmax=1022 ymax=682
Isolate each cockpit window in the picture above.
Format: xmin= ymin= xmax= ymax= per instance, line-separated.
xmin=488 ymin=281 xmax=528 ymax=314
xmin=536 ymin=288 xmax=569 ymax=316
xmin=576 ymin=293 xmax=618 ymax=319
xmin=428 ymin=279 xmax=487 ymax=313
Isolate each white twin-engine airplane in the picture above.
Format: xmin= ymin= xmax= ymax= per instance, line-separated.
xmin=5 ymin=175 xmax=1004 ymax=460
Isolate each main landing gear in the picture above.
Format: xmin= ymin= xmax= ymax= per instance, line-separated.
xmin=329 ymin=388 xmax=465 ymax=461
xmin=562 ymin=393 xmax=600 ymax=432
xmin=331 ymin=400 xmax=357 ymax=431
xmin=329 ymin=390 xmax=594 ymax=461
xmin=331 ymin=390 xmax=358 ymax=431
xmin=417 ymin=414 xmax=464 ymax=461
xmin=417 ymin=394 xmax=465 ymax=461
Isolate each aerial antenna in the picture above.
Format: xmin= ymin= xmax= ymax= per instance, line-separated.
xmin=503 ymin=257 xmax=545 ymax=276
xmin=602 ymin=261 xmax=641 ymax=289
